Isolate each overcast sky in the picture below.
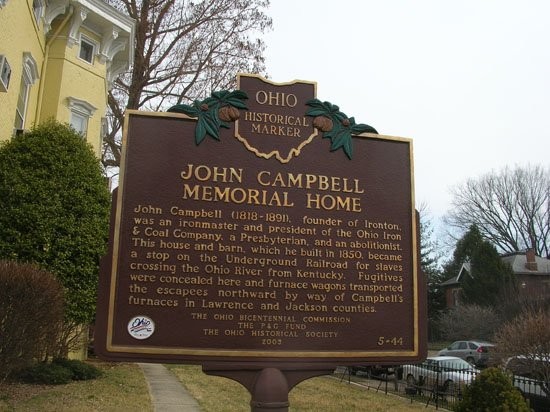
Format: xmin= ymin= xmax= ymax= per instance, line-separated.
xmin=263 ymin=0 xmax=550 ymax=223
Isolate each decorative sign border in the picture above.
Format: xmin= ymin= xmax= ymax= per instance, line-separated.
xmin=96 ymin=77 xmax=425 ymax=365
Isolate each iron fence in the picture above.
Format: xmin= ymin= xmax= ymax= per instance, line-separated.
xmin=336 ymin=364 xmax=550 ymax=411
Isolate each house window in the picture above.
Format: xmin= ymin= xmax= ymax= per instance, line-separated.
xmin=0 ymin=55 xmax=11 ymax=91
xmin=79 ymin=37 xmax=95 ymax=64
xmin=452 ymin=289 xmax=460 ymax=307
xmin=14 ymin=77 xmax=29 ymax=130
xmin=13 ymin=53 xmax=39 ymax=133
xmin=32 ymin=0 xmax=44 ymax=25
xmin=67 ymin=97 xmax=96 ymax=138
xmin=70 ymin=112 xmax=88 ymax=136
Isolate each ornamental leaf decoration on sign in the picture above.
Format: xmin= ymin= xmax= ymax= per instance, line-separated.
xmin=168 ymin=90 xmax=248 ymax=145
xmin=306 ymin=99 xmax=378 ymax=159
xmin=168 ymin=89 xmax=378 ymax=160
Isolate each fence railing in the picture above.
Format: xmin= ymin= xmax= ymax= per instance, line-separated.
xmin=511 ymin=374 xmax=550 ymax=412
xmin=336 ymin=364 xmax=550 ymax=411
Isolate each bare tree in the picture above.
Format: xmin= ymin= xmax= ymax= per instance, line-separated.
xmin=445 ymin=164 xmax=550 ymax=258
xmin=494 ymin=307 xmax=550 ymax=397
xmin=102 ymin=0 xmax=272 ymax=169
xmin=417 ymin=203 xmax=447 ymax=340
xmin=418 ymin=202 xmax=442 ymax=275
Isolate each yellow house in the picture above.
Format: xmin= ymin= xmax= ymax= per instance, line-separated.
xmin=0 ymin=0 xmax=134 ymax=157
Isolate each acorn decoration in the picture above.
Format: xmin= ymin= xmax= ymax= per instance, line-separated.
xmin=218 ymin=106 xmax=240 ymax=122
xmin=306 ymin=98 xmax=377 ymax=159
xmin=313 ymin=116 xmax=333 ymax=132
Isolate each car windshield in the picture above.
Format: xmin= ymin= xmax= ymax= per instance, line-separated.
xmin=438 ymin=359 xmax=473 ymax=371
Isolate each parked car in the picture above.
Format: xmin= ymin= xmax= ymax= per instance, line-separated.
xmin=402 ymin=356 xmax=478 ymax=395
xmin=504 ymin=355 xmax=550 ymax=412
xmin=438 ymin=340 xmax=495 ymax=367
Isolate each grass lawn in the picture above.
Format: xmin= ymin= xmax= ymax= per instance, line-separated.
xmin=0 ymin=361 xmax=151 ymax=412
xmin=1 ymin=361 xmax=440 ymax=411
xmin=169 ymin=365 xmax=437 ymax=411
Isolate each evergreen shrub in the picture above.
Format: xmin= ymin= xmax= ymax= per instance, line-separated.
xmin=16 ymin=363 xmax=73 ymax=385
xmin=454 ymin=367 xmax=530 ymax=412
xmin=53 ymin=358 xmax=103 ymax=380
xmin=0 ymin=120 xmax=110 ymax=325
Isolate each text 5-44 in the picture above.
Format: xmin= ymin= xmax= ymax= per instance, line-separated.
xmin=377 ymin=336 xmax=403 ymax=346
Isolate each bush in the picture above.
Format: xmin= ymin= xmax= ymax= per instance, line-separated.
xmin=16 ymin=363 xmax=73 ymax=385
xmin=454 ymin=367 xmax=530 ymax=412
xmin=14 ymin=359 xmax=102 ymax=385
xmin=0 ymin=260 xmax=64 ymax=382
xmin=438 ymin=304 xmax=501 ymax=342
xmin=0 ymin=120 xmax=110 ymax=325
xmin=53 ymin=358 xmax=103 ymax=380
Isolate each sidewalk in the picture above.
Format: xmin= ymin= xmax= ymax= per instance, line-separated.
xmin=139 ymin=363 xmax=201 ymax=412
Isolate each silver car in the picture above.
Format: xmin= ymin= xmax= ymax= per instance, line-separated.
xmin=504 ymin=355 xmax=550 ymax=411
xmin=438 ymin=340 xmax=495 ymax=367
xmin=402 ymin=356 xmax=478 ymax=395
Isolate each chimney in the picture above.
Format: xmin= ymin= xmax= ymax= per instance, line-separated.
xmin=525 ymin=249 xmax=538 ymax=271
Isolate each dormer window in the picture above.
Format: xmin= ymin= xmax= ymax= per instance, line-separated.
xmin=79 ymin=37 xmax=96 ymax=64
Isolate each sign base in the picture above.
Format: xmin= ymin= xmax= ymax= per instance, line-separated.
xmin=203 ymin=363 xmax=334 ymax=412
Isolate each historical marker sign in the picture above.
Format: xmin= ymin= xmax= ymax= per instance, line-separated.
xmin=95 ymin=74 xmax=426 ymax=366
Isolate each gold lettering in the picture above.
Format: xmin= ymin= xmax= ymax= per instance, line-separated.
xmin=255 ymin=91 xmax=297 ymax=107
xmin=306 ymin=193 xmax=362 ymax=212
xmin=182 ymin=184 xmax=294 ymax=207
xmin=180 ymin=164 xmax=243 ymax=183
xmin=255 ymin=172 xmax=364 ymax=194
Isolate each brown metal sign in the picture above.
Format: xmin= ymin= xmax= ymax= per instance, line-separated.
xmin=95 ymin=74 xmax=426 ymax=366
